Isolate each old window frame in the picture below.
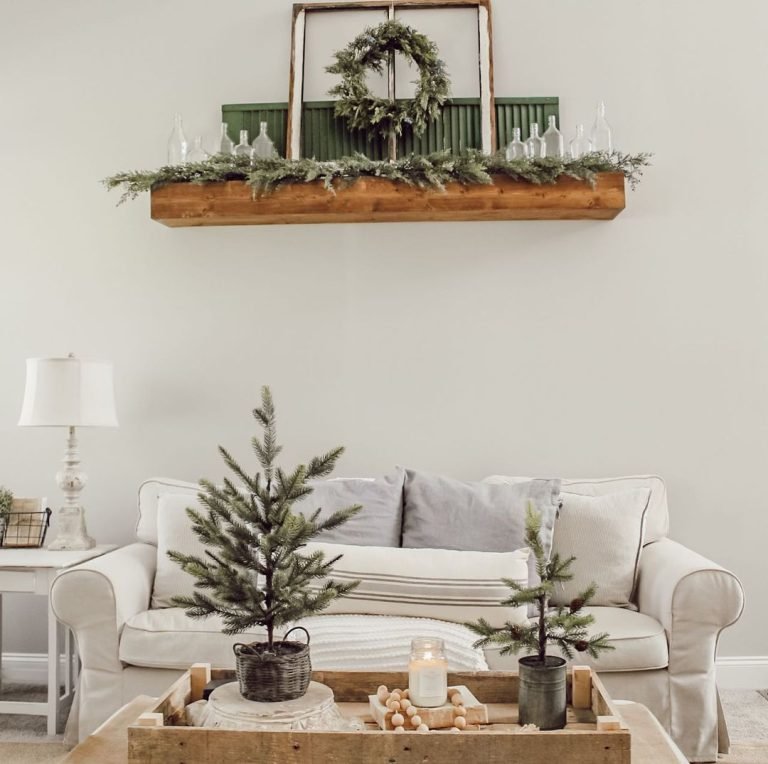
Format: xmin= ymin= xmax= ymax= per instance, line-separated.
xmin=286 ymin=0 xmax=496 ymax=159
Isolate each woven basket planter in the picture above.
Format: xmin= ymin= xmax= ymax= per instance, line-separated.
xmin=233 ymin=627 xmax=311 ymax=702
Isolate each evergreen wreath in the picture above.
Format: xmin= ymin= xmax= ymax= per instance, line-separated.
xmin=326 ymin=19 xmax=450 ymax=139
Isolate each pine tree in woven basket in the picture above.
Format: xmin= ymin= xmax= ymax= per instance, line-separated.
xmin=169 ymin=386 xmax=361 ymax=653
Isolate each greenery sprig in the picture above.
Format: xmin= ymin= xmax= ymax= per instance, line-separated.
xmin=466 ymin=504 xmax=614 ymax=665
xmin=326 ymin=19 xmax=450 ymax=139
xmin=103 ymin=150 xmax=651 ymax=205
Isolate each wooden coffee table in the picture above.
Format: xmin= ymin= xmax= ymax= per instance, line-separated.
xmin=64 ymin=695 xmax=686 ymax=763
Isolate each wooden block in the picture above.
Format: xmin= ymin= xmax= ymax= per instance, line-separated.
xmin=571 ymin=666 xmax=592 ymax=709
xmin=136 ymin=712 xmax=164 ymax=727
xmin=597 ymin=715 xmax=622 ymax=731
xmin=369 ymin=685 xmax=488 ymax=730
xmin=190 ymin=663 xmax=212 ymax=702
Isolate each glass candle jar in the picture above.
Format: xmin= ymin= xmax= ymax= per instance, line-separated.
xmin=408 ymin=637 xmax=448 ymax=707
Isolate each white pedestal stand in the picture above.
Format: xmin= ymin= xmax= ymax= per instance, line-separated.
xmin=198 ymin=682 xmax=362 ymax=732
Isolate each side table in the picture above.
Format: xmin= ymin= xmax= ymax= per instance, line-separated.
xmin=0 ymin=545 xmax=116 ymax=735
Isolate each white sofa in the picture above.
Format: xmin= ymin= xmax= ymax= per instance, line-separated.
xmin=51 ymin=475 xmax=743 ymax=762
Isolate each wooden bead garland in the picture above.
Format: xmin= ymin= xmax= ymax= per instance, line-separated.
xmin=376 ymin=685 xmax=468 ymax=732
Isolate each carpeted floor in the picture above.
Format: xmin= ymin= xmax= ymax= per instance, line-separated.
xmin=0 ymin=683 xmax=71 ymax=763
xmin=0 ymin=685 xmax=767 ymax=762
xmin=719 ymin=690 xmax=768 ymax=763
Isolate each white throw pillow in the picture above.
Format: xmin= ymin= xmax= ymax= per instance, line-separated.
xmin=304 ymin=541 xmax=530 ymax=628
xmin=152 ymin=493 xmax=207 ymax=608
xmin=550 ymin=489 xmax=651 ymax=609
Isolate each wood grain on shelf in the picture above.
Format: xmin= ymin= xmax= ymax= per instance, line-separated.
xmin=150 ymin=173 xmax=626 ymax=227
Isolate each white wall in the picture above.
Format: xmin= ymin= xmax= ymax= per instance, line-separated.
xmin=0 ymin=0 xmax=765 ymax=657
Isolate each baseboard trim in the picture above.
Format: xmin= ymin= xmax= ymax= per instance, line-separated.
xmin=3 ymin=651 xmax=767 ymax=690
xmin=0 ymin=652 xmax=73 ymax=684
xmin=716 ymin=656 xmax=768 ymax=690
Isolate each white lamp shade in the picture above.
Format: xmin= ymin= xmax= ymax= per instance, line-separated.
xmin=18 ymin=357 xmax=118 ymax=427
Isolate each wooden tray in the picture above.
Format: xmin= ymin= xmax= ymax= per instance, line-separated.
xmin=128 ymin=666 xmax=630 ymax=763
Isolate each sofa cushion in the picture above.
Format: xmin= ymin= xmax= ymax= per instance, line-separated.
xmin=295 ymin=468 xmax=405 ymax=547
xmin=137 ymin=477 xmax=199 ymax=546
xmin=550 ymin=489 xmax=651 ymax=609
xmin=304 ymin=541 xmax=529 ymax=627
xmin=483 ymin=475 xmax=669 ymax=543
xmin=152 ymin=492 xmax=205 ymax=608
xmin=401 ymin=470 xmax=561 ymax=584
xmin=139 ymin=472 xmax=405 ymax=551
xmin=119 ymin=610 xmax=489 ymax=672
xmin=145 ymin=471 xmax=406 ymax=608
xmin=483 ymin=607 xmax=668 ymax=673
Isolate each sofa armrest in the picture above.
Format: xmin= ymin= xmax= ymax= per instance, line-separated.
xmin=51 ymin=542 xmax=156 ymax=740
xmin=52 ymin=542 xmax=156 ymax=640
xmin=636 ymin=538 xmax=743 ymax=761
xmin=637 ymin=538 xmax=743 ymax=638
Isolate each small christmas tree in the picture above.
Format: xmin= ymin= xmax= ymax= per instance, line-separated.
xmin=169 ymin=386 xmax=362 ymax=651
xmin=467 ymin=504 xmax=613 ymax=664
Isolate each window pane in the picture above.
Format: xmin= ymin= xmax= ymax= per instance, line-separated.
xmin=304 ymin=10 xmax=389 ymax=102
xmin=394 ymin=8 xmax=480 ymax=100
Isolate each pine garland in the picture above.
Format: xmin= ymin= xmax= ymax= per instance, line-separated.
xmin=326 ymin=19 xmax=450 ymax=139
xmin=466 ymin=504 xmax=614 ymax=664
xmin=103 ymin=150 xmax=651 ymax=205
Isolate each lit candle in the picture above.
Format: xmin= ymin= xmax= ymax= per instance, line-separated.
xmin=408 ymin=637 xmax=448 ymax=707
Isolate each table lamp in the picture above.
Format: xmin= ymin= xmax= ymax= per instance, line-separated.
xmin=18 ymin=354 xmax=118 ymax=550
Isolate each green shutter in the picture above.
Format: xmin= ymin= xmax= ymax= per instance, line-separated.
xmin=222 ymin=97 xmax=559 ymax=159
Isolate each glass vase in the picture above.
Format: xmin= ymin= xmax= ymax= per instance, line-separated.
xmin=234 ymin=129 xmax=253 ymax=159
xmin=167 ymin=113 xmax=188 ymax=165
xmin=591 ymin=101 xmax=613 ymax=153
xmin=526 ymin=123 xmax=544 ymax=159
xmin=252 ymin=121 xmax=277 ymax=160
xmin=216 ymin=122 xmax=235 ymax=156
xmin=187 ymin=136 xmax=210 ymax=163
xmin=505 ymin=127 xmax=528 ymax=160
xmin=569 ymin=124 xmax=592 ymax=159
xmin=542 ymin=116 xmax=564 ymax=158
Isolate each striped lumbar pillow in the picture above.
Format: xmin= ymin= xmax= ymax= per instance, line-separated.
xmin=304 ymin=542 xmax=530 ymax=628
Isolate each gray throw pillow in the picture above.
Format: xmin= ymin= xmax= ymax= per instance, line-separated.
xmin=402 ymin=470 xmax=561 ymax=581
xmin=293 ymin=468 xmax=405 ymax=548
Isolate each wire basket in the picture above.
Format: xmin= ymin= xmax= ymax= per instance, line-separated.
xmin=0 ymin=507 xmax=52 ymax=548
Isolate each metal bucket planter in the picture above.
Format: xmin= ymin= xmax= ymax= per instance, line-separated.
xmin=233 ymin=627 xmax=311 ymax=702
xmin=518 ymin=655 xmax=567 ymax=730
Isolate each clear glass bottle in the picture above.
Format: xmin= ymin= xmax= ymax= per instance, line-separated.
xmin=505 ymin=127 xmax=528 ymax=160
xmin=591 ymin=101 xmax=613 ymax=153
xmin=234 ymin=129 xmax=253 ymax=158
xmin=408 ymin=637 xmax=448 ymax=708
xmin=251 ymin=121 xmax=277 ymax=160
xmin=216 ymin=122 xmax=235 ymax=155
xmin=569 ymin=124 xmax=592 ymax=159
xmin=187 ymin=136 xmax=210 ymax=163
xmin=167 ymin=113 xmax=188 ymax=165
xmin=542 ymin=115 xmax=564 ymax=158
xmin=526 ymin=123 xmax=544 ymax=159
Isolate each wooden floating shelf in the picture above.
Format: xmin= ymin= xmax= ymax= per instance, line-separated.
xmin=150 ymin=173 xmax=625 ymax=227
